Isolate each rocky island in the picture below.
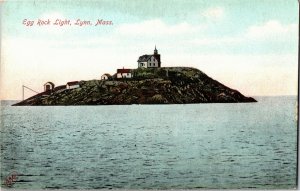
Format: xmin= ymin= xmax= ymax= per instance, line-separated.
xmin=13 ymin=67 xmax=256 ymax=106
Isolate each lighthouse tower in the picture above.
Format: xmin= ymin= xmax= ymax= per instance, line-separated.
xmin=154 ymin=45 xmax=158 ymax=55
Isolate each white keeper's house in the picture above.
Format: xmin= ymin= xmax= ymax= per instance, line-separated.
xmin=137 ymin=46 xmax=161 ymax=68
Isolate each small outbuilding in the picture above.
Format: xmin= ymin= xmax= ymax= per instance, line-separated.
xmin=101 ymin=73 xmax=112 ymax=80
xmin=44 ymin=82 xmax=55 ymax=92
xmin=66 ymin=81 xmax=80 ymax=89
xmin=116 ymin=68 xmax=132 ymax=79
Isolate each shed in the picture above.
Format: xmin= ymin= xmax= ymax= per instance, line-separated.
xmin=44 ymin=82 xmax=55 ymax=92
xmin=101 ymin=73 xmax=112 ymax=80
xmin=66 ymin=81 xmax=80 ymax=89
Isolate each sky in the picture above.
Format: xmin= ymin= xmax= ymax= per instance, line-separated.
xmin=0 ymin=0 xmax=298 ymax=100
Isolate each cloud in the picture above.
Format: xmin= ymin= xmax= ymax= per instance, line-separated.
xmin=116 ymin=19 xmax=204 ymax=36
xmin=0 ymin=36 xmax=140 ymax=100
xmin=163 ymin=53 xmax=297 ymax=96
xmin=40 ymin=12 xmax=65 ymax=21
xmin=246 ymin=20 xmax=297 ymax=40
xmin=189 ymin=37 xmax=243 ymax=46
xmin=188 ymin=20 xmax=297 ymax=48
xmin=202 ymin=7 xmax=225 ymax=21
xmin=1 ymin=18 xmax=298 ymax=99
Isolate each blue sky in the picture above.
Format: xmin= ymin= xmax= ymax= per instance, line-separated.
xmin=0 ymin=0 xmax=298 ymax=99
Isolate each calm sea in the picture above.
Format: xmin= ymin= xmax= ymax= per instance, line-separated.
xmin=0 ymin=96 xmax=297 ymax=189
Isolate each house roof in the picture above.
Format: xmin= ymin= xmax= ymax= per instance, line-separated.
xmin=137 ymin=55 xmax=152 ymax=62
xmin=44 ymin=81 xmax=55 ymax=86
xmin=117 ymin=69 xmax=131 ymax=73
xmin=66 ymin=81 xmax=79 ymax=86
xmin=54 ymin=85 xmax=66 ymax=90
xmin=137 ymin=54 xmax=161 ymax=64
xmin=102 ymin=73 xmax=112 ymax=77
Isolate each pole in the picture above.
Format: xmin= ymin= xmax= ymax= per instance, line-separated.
xmin=22 ymin=85 xmax=39 ymax=101
xmin=23 ymin=85 xmax=39 ymax=94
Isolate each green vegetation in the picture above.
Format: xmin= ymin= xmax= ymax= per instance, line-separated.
xmin=14 ymin=67 xmax=256 ymax=106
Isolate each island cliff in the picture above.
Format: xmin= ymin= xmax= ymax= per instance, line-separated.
xmin=13 ymin=67 xmax=256 ymax=106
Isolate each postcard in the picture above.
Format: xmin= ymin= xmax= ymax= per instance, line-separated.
xmin=0 ymin=0 xmax=298 ymax=190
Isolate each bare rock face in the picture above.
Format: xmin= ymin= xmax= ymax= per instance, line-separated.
xmin=13 ymin=67 xmax=256 ymax=106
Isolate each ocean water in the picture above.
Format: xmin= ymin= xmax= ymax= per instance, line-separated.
xmin=0 ymin=96 xmax=297 ymax=189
